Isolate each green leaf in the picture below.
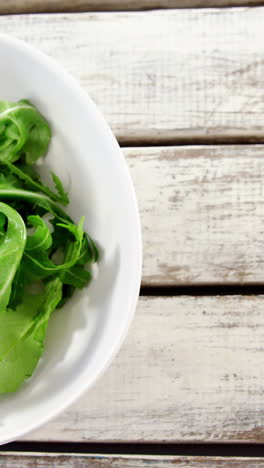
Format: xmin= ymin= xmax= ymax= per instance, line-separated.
xmin=0 ymin=188 xmax=71 ymax=223
xmin=0 ymin=98 xmax=99 ymax=393
xmin=23 ymin=218 xmax=85 ymax=279
xmin=0 ymin=277 xmax=62 ymax=393
xmin=0 ymin=202 xmax=26 ymax=311
xmin=51 ymin=172 xmax=69 ymax=205
xmin=26 ymin=215 xmax=52 ymax=252
xmin=62 ymin=265 xmax=92 ymax=289
xmin=2 ymin=161 xmax=69 ymax=205
xmin=0 ymin=171 xmax=22 ymax=190
xmin=0 ymin=99 xmax=51 ymax=164
xmin=8 ymin=266 xmax=26 ymax=310
xmin=85 ymin=234 xmax=99 ymax=263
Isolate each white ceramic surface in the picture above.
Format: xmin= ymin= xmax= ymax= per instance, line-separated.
xmin=0 ymin=34 xmax=142 ymax=445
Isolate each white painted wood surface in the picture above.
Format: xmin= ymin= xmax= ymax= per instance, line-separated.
xmin=128 ymin=145 xmax=264 ymax=285
xmin=2 ymin=2 xmax=264 ymax=455
xmin=20 ymin=295 xmax=264 ymax=442
xmin=0 ymin=0 xmax=262 ymax=14
xmin=1 ymin=144 xmax=263 ymax=287
xmin=0 ymin=453 xmax=263 ymax=467
xmin=1 ymin=9 xmax=264 ymax=142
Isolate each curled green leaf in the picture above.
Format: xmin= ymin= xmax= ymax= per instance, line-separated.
xmin=23 ymin=218 xmax=85 ymax=279
xmin=0 ymin=202 xmax=26 ymax=311
xmin=26 ymin=215 xmax=52 ymax=252
xmin=0 ymin=99 xmax=51 ymax=164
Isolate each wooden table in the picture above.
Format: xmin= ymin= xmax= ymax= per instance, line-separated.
xmin=2 ymin=1 xmax=264 ymax=466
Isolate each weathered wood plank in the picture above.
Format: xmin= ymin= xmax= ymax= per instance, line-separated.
xmin=0 ymin=1 xmax=262 ymax=14
xmin=2 ymin=453 xmax=264 ymax=468
xmin=126 ymin=145 xmax=264 ymax=285
xmin=22 ymin=295 xmax=264 ymax=442
xmin=1 ymin=9 xmax=264 ymax=143
xmin=1 ymin=145 xmax=264 ymax=287
xmin=0 ymin=453 xmax=264 ymax=467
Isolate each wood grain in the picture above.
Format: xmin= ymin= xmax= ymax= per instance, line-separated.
xmin=2 ymin=144 xmax=264 ymax=287
xmin=2 ymin=9 xmax=264 ymax=143
xmin=1 ymin=453 xmax=264 ymax=467
xmin=21 ymin=295 xmax=264 ymax=443
xmin=0 ymin=1 xmax=263 ymax=14
xmin=2 ymin=454 xmax=264 ymax=468
xmin=126 ymin=145 xmax=264 ymax=285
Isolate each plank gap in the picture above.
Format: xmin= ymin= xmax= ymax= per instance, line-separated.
xmin=140 ymin=284 xmax=264 ymax=296
xmin=1 ymin=2 xmax=264 ymax=15
xmin=3 ymin=442 xmax=264 ymax=457
xmin=119 ymin=136 xmax=264 ymax=147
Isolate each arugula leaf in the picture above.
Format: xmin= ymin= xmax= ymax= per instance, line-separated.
xmin=26 ymin=215 xmax=52 ymax=252
xmin=0 ymin=171 xmax=22 ymax=190
xmin=0 ymin=202 xmax=26 ymax=311
xmin=62 ymin=266 xmax=92 ymax=289
xmin=23 ymin=218 xmax=85 ymax=279
xmin=0 ymin=187 xmax=98 ymax=264
xmin=85 ymin=233 xmax=99 ymax=263
xmin=51 ymin=172 xmax=69 ymax=205
xmin=0 ymin=278 xmax=62 ymax=393
xmin=8 ymin=266 xmax=26 ymax=310
xmin=2 ymin=161 xmax=69 ymax=205
xmin=0 ymin=99 xmax=51 ymax=164
xmin=0 ymin=294 xmax=43 ymax=360
xmin=0 ymin=188 xmax=71 ymax=223
xmin=0 ymin=98 xmax=99 ymax=393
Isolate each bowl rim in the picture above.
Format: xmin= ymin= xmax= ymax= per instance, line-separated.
xmin=0 ymin=32 xmax=142 ymax=445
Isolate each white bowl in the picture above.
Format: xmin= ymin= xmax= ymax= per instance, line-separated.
xmin=0 ymin=34 xmax=142 ymax=445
